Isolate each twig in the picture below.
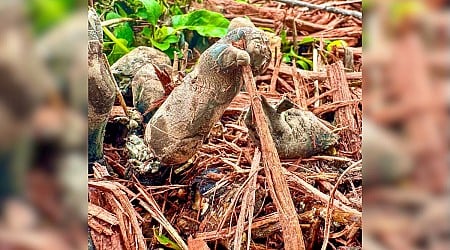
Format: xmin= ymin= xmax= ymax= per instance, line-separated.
xmin=102 ymin=27 xmax=130 ymax=53
xmin=134 ymin=184 xmax=189 ymax=250
xmin=312 ymin=47 xmax=320 ymax=108
xmin=275 ymin=0 xmax=362 ymax=19
xmin=232 ymin=148 xmax=261 ymax=250
xmin=102 ymin=53 xmax=129 ymax=117
xmin=282 ymin=168 xmax=361 ymax=217
xmin=242 ymin=65 xmax=306 ymax=250
xmin=321 ymin=160 xmax=362 ymax=250
xmin=101 ymin=18 xmax=134 ymax=27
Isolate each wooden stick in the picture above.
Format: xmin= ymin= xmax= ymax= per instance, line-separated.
xmin=103 ymin=53 xmax=129 ymax=117
xmin=242 ymin=65 xmax=305 ymax=250
xmin=275 ymin=0 xmax=362 ymax=19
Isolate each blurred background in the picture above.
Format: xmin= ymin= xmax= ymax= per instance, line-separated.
xmin=0 ymin=0 xmax=448 ymax=249
xmin=363 ymin=0 xmax=449 ymax=249
xmin=0 ymin=0 xmax=87 ymax=248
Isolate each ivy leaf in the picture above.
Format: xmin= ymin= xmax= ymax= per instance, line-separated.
xmin=136 ymin=0 xmax=163 ymax=25
xmin=172 ymin=9 xmax=230 ymax=37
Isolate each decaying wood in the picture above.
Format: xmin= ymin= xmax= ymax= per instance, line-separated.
xmin=268 ymin=63 xmax=362 ymax=80
xmin=201 ymin=0 xmax=362 ymax=46
xmin=188 ymin=236 xmax=210 ymax=250
xmin=327 ymin=61 xmax=360 ymax=154
xmin=270 ymin=50 xmax=282 ymax=92
xmin=242 ymin=65 xmax=306 ymax=250
xmin=275 ymin=0 xmax=362 ymax=19
xmin=282 ymin=167 xmax=362 ymax=218
xmin=89 ymin=181 xmax=146 ymax=250
xmin=88 ymin=203 xmax=119 ymax=225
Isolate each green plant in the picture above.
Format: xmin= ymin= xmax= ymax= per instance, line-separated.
xmin=280 ymin=31 xmax=347 ymax=70
xmin=28 ymin=0 xmax=76 ymax=35
xmin=153 ymin=228 xmax=181 ymax=250
xmin=96 ymin=0 xmax=229 ymax=64
xmin=326 ymin=39 xmax=348 ymax=52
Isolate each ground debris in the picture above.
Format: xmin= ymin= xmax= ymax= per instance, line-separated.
xmin=90 ymin=0 xmax=362 ymax=249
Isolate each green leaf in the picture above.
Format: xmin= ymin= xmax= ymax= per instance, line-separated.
xmin=299 ymin=56 xmax=313 ymax=67
xmin=136 ymin=0 xmax=163 ymax=25
xmin=28 ymin=0 xmax=73 ymax=34
xmin=116 ymin=3 xmax=129 ymax=17
xmin=105 ymin=12 xmax=134 ymax=45
xmin=154 ymin=26 xmax=176 ymax=41
xmin=260 ymin=27 xmax=275 ymax=33
xmin=298 ymin=36 xmax=315 ymax=45
xmin=103 ymin=26 xmax=130 ymax=53
xmin=141 ymin=27 xmax=152 ymax=38
xmin=113 ymin=23 xmax=134 ymax=46
xmin=282 ymin=54 xmax=291 ymax=63
xmin=172 ymin=9 xmax=230 ymax=37
xmin=107 ymin=38 xmax=130 ymax=64
xmin=150 ymin=36 xmax=177 ymax=51
xmin=163 ymin=34 xmax=179 ymax=44
xmin=296 ymin=60 xmax=310 ymax=70
xmin=164 ymin=46 xmax=182 ymax=60
xmin=326 ymin=40 xmax=347 ymax=52
xmin=287 ymin=46 xmax=312 ymax=70
xmin=169 ymin=5 xmax=183 ymax=15
xmin=150 ymin=27 xmax=179 ymax=51
xmin=153 ymin=228 xmax=182 ymax=250
xmin=106 ymin=12 xmax=121 ymax=20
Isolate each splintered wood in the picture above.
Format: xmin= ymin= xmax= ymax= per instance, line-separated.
xmin=242 ymin=65 xmax=306 ymax=250
xmin=202 ymin=0 xmax=362 ymax=46
xmin=327 ymin=61 xmax=361 ymax=155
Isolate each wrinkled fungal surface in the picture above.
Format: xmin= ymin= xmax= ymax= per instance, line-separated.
xmin=245 ymin=96 xmax=339 ymax=159
xmin=87 ymin=8 xmax=116 ymax=164
xmin=145 ymin=19 xmax=271 ymax=165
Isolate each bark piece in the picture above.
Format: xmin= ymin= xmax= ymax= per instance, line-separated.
xmin=242 ymin=66 xmax=305 ymax=250
xmin=327 ymin=61 xmax=360 ymax=154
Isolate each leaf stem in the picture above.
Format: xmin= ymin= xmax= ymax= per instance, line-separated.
xmin=102 ymin=26 xmax=130 ymax=53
